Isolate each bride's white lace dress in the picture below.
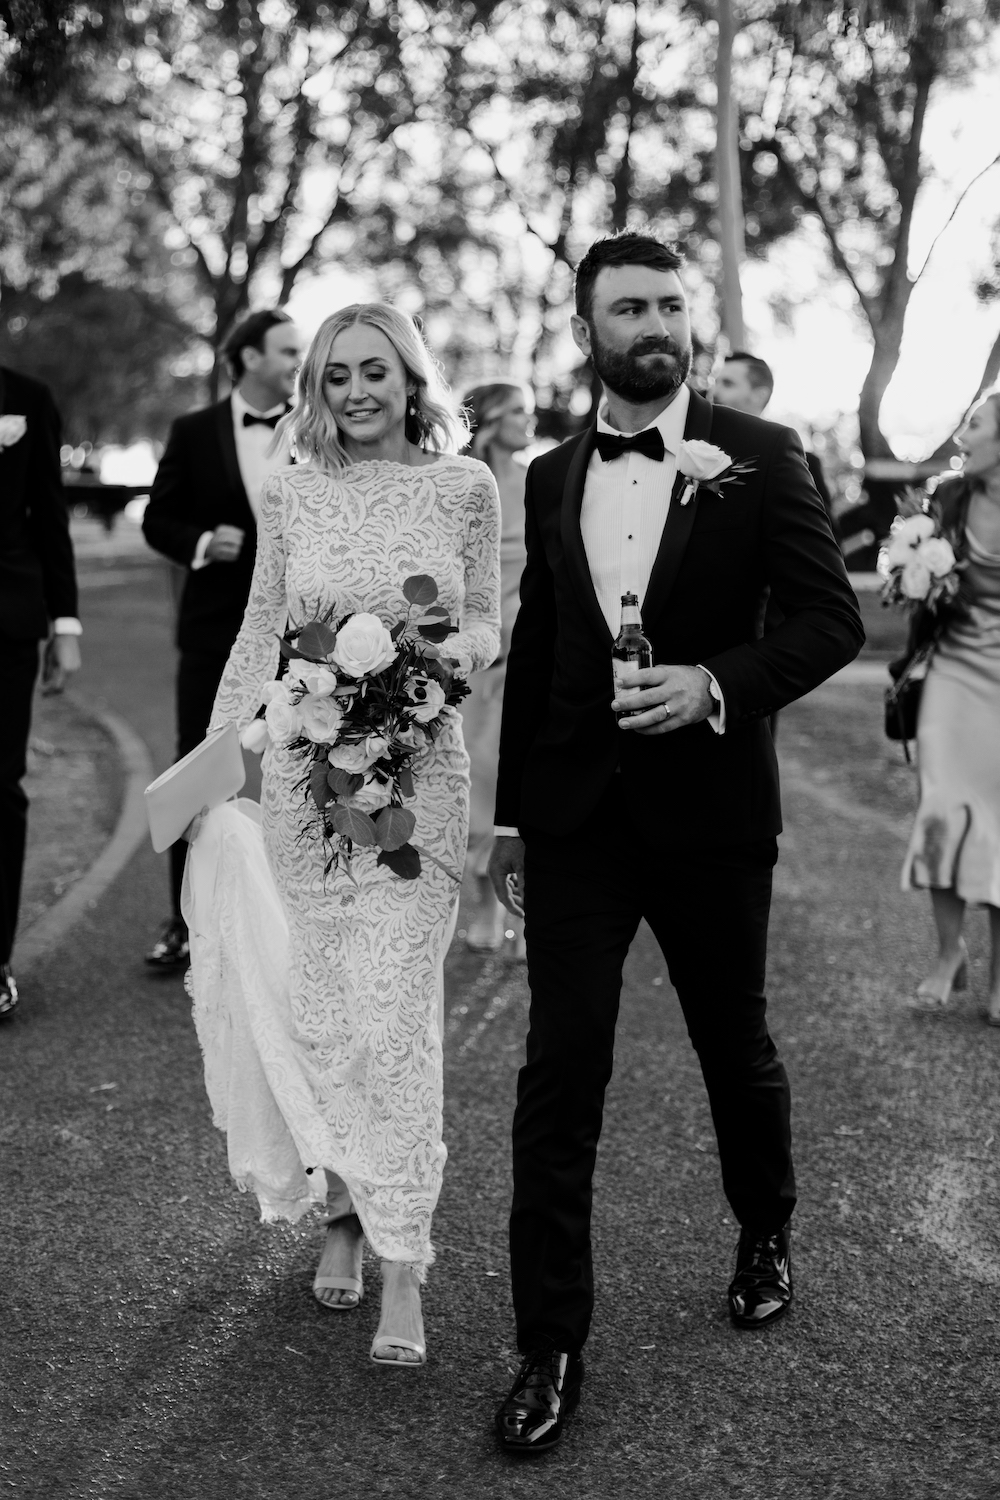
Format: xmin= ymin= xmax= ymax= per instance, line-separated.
xmin=193 ymin=455 xmax=500 ymax=1276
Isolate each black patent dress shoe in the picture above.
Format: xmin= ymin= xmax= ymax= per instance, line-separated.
xmin=144 ymin=918 xmax=190 ymax=970
xmin=0 ymin=965 xmax=18 ymax=1019
xmin=728 ymin=1224 xmax=793 ymax=1328
xmin=495 ymin=1346 xmax=583 ymax=1454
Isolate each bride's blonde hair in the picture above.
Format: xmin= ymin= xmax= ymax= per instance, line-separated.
xmin=283 ymin=303 xmax=468 ymax=471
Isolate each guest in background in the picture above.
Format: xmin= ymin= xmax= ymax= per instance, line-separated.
xmin=141 ymin=309 xmax=302 ymax=969
xmin=0 ymin=366 xmax=81 ymax=1018
xmin=712 ymin=352 xmax=835 ymax=529
xmin=460 ymin=382 xmax=533 ymax=955
xmin=902 ymin=391 xmax=1000 ymax=1021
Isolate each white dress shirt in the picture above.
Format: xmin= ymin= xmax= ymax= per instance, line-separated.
xmin=191 ymin=389 xmax=290 ymax=570
xmin=582 ymin=385 xmax=690 ymax=634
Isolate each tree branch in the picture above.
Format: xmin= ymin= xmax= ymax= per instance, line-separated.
xmin=759 ymin=133 xmax=875 ymax=321
xmin=914 ymin=151 xmax=1000 ymax=284
xmin=478 ymin=140 xmax=558 ymax=255
xmin=120 ymin=140 xmax=220 ymax=299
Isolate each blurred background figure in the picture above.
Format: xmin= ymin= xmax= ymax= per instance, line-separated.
xmin=460 ymin=381 xmax=534 ymax=956
xmin=712 ymin=352 xmax=836 ymax=531
xmin=0 ymin=366 xmax=81 ymax=1018
xmin=902 ymin=390 xmax=1000 ymax=1020
xmin=140 ymin=309 xmax=302 ymax=971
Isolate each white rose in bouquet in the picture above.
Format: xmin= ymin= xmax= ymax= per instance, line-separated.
xmin=299 ymin=693 xmax=345 ymax=744
xmin=676 ymin=439 xmax=731 ymax=482
xmin=240 ymin=719 xmax=270 ymax=754
xmin=288 ymin=660 xmax=339 ymax=697
xmin=329 ymin=739 xmax=380 ymax=772
xmin=0 ymin=415 xmax=27 ymax=449
xmin=915 ymin=536 xmax=956 ymax=578
xmin=261 ymin=679 xmax=294 ymax=706
xmin=405 ymin=675 xmax=447 ymax=724
xmin=345 ymin=776 xmax=393 ymax=813
xmin=885 ymin=532 xmax=918 ymax=569
xmin=331 ymin=613 xmax=397 ymax=678
xmin=264 ymin=695 xmax=301 ymax=744
xmin=894 ymin=513 xmax=935 ymax=546
xmin=900 ymin=556 xmax=933 ymax=600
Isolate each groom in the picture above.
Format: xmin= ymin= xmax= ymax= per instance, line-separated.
xmin=489 ymin=234 xmax=863 ymax=1453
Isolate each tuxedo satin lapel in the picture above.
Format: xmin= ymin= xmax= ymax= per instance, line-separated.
xmin=641 ymin=389 xmax=714 ymax=631
xmin=560 ymin=424 xmax=613 ymax=645
xmin=215 ymin=398 xmax=247 ymax=506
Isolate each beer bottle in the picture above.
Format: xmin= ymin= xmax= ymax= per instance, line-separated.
xmin=612 ymin=592 xmax=653 ymax=720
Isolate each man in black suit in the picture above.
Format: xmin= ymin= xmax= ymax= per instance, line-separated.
xmin=142 ymin=308 xmax=302 ymax=967
xmin=489 ymin=235 xmax=863 ymax=1453
xmin=0 ymin=367 xmax=81 ymax=1017
xmin=713 ymin=351 xmax=836 ymax=527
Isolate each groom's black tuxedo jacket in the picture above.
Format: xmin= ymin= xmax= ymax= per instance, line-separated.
xmin=0 ymin=367 xmax=77 ymax=641
xmin=495 ymin=389 xmax=864 ymax=849
xmin=142 ymin=398 xmax=256 ymax=655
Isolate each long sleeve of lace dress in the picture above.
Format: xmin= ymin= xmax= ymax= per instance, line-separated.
xmin=208 ymin=474 xmax=287 ymax=734
xmin=447 ymin=466 xmax=502 ymax=673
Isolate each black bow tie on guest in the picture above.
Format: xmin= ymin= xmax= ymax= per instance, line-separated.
xmin=242 ymin=409 xmax=285 ymax=429
xmin=594 ymin=426 xmax=665 ymax=463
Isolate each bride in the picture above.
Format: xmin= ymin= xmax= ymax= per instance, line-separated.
xmin=192 ymin=304 xmax=500 ymax=1366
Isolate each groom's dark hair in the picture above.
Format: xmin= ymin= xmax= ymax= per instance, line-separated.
xmin=575 ymin=234 xmax=684 ymax=324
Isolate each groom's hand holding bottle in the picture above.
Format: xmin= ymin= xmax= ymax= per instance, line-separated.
xmin=612 ymin=663 xmax=715 ymax=734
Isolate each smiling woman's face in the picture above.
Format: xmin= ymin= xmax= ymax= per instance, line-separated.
xmin=323 ymin=324 xmax=411 ymax=450
xmin=958 ymin=398 xmax=1000 ymax=482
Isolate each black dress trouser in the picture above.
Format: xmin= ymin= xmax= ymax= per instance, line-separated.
xmin=169 ymin=647 xmax=231 ymax=919
xmin=0 ymin=637 xmax=41 ymax=965
xmin=510 ymin=777 xmax=796 ymax=1355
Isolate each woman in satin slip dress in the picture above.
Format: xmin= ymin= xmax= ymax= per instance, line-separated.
xmin=903 ymin=390 xmax=1000 ymax=1022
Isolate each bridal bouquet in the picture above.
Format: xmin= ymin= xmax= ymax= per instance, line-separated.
xmin=242 ymin=575 xmax=469 ymax=881
xmin=877 ymin=493 xmax=963 ymax=613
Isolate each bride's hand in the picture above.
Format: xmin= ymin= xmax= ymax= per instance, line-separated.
xmin=182 ymin=805 xmax=210 ymax=844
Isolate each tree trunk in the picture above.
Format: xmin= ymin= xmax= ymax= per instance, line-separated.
xmin=715 ymin=0 xmax=745 ymax=348
xmin=970 ymin=321 xmax=1000 ymax=405
xmin=610 ymin=7 xmax=641 ymax=232
xmin=857 ymin=324 xmax=907 ymax=460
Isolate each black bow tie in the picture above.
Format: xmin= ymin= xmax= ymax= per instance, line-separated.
xmin=594 ymin=427 xmax=665 ymax=463
xmin=242 ymin=410 xmax=285 ymax=429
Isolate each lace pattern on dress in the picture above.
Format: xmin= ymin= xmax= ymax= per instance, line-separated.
xmin=198 ymin=456 xmax=500 ymax=1274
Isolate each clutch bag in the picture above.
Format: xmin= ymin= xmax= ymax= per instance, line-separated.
xmin=145 ymin=724 xmax=246 ymax=852
xmin=884 ymin=645 xmax=932 ymax=760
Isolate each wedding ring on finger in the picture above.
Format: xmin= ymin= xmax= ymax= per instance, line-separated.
xmin=659 ymin=703 xmax=672 ymax=722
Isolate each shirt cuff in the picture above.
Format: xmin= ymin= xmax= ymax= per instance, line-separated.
xmin=53 ymin=618 xmax=82 ymax=635
xmin=494 ymin=826 xmax=520 ymax=838
xmin=191 ymin=531 xmax=214 ymax=570
xmin=697 ymin=665 xmax=726 ymax=734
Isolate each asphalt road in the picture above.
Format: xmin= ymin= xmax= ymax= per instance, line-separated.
xmin=3 ymin=526 xmax=999 ymax=1499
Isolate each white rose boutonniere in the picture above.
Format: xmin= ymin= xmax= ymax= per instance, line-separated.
xmin=0 ymin=415 xmax=27 ymax=450
xmin=676 ymin=439 xmax=758 ymax=506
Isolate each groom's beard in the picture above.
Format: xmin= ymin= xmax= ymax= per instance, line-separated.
xmin=590 ymin=329 xmax=693 ymax=404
